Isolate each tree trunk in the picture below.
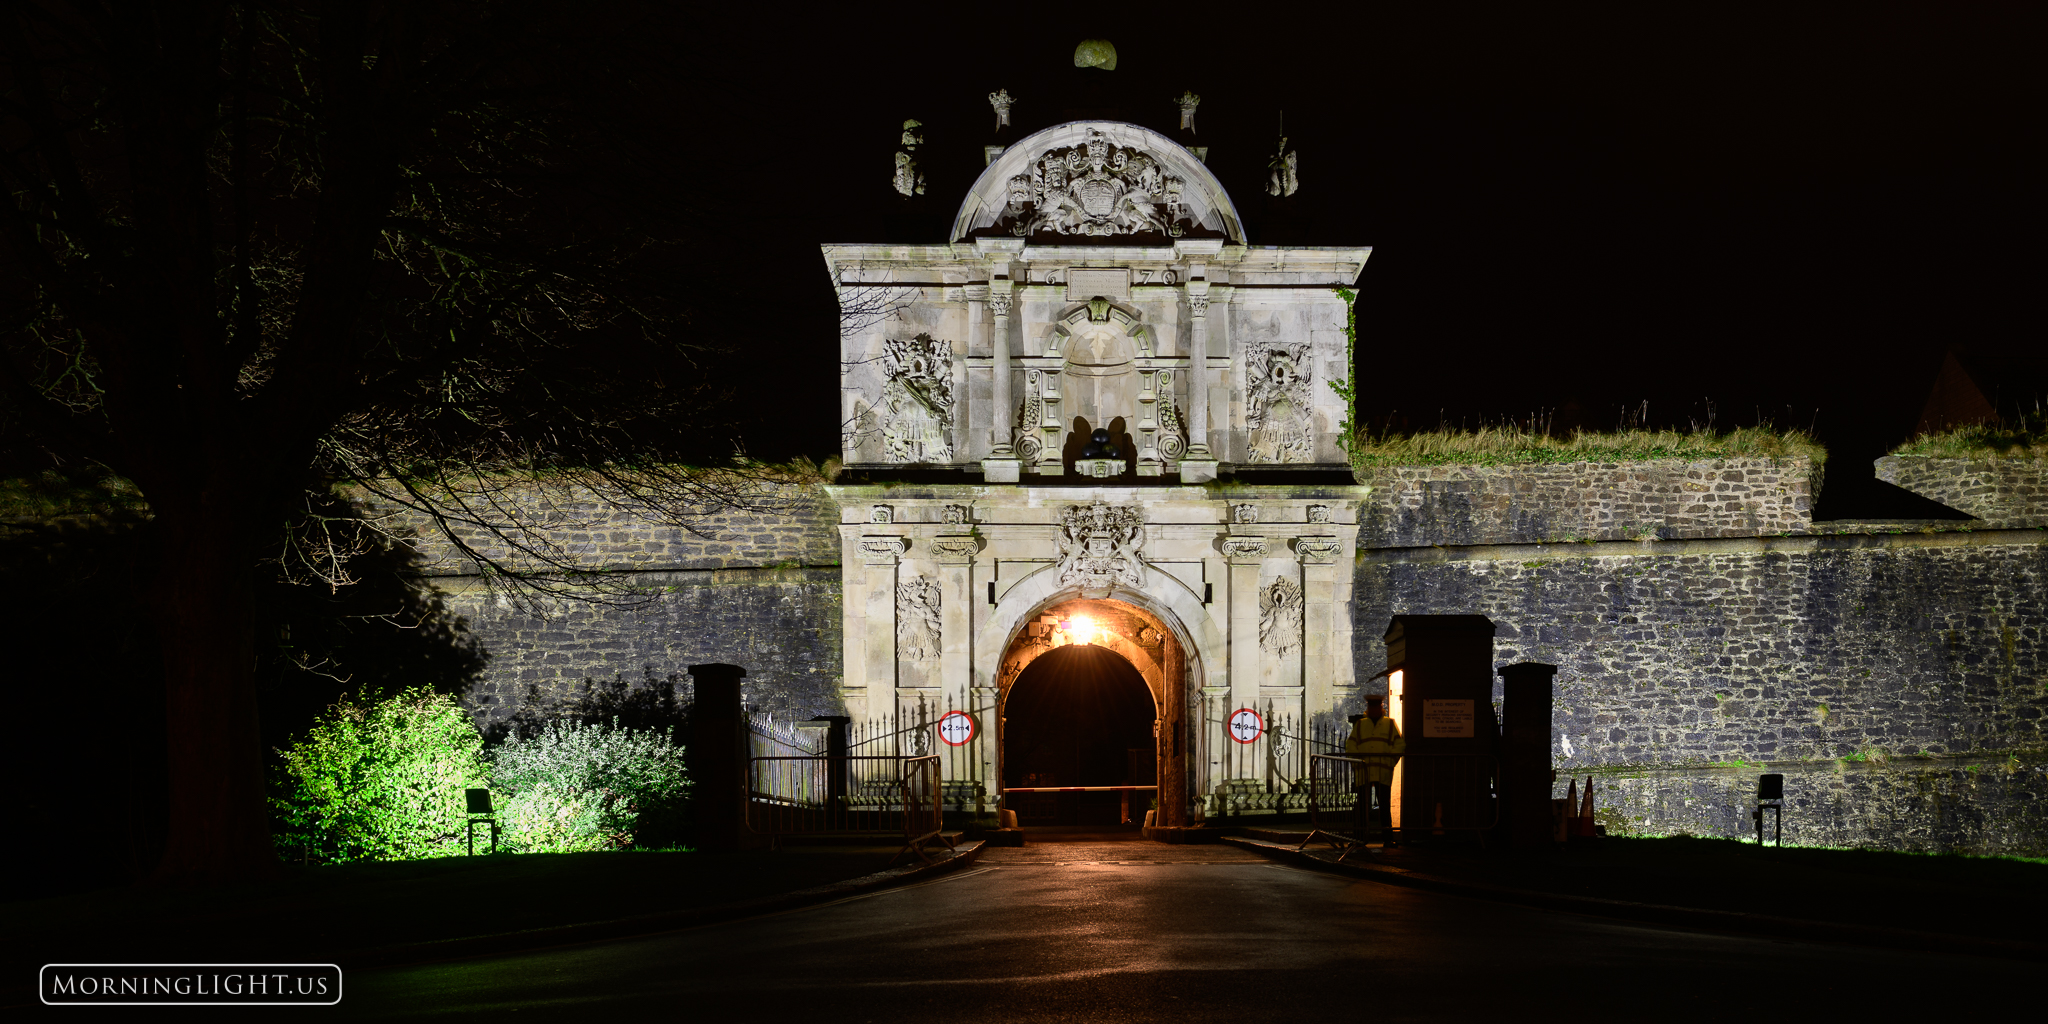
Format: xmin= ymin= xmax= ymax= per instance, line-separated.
xmin=149 ymin=493 xmax=276 ymax=885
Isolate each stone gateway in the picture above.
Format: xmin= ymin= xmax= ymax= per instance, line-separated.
xmin=416 ymin=99 xmax=2046 ymax=853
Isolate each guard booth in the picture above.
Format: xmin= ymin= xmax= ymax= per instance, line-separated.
xmin=1383 ymin=615 xmax=1499 ymax=839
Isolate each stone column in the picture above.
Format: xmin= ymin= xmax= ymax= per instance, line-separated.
xmin=1180 ymin=290 xmax=1220 ymax=483
xmin=932 ymin=530 xmax=982 ymax=805
xmin=1295 ymin=535 xmax=1342 ymax=713
xmin=963 ymin=284 xmax=986 ymax=459
xmin=1222 ymin=535 xmax=1267 ymax=784
xmin=858 ymin=535 xmax=908 ymax=710
xmin=982 ymin=285 xmax=1021 ymax=482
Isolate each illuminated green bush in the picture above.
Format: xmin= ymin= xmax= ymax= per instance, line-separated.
xmin=489 ymin=720 xmax=690 ymax=852
xmin=271 ymin=687 xmax=486 ymax=863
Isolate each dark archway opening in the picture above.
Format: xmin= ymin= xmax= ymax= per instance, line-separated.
xmin=1003 ymin=644 xmax=1156 ymax=826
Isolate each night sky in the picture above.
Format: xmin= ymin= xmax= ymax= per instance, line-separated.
xmin=689 ymin=9 xmax=2042 ymax=518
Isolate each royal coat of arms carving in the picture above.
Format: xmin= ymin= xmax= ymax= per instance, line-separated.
xmin=999 ymin=129 xmax=1190 ymax=239
xmin=1056 ymin=501 xmax=1146 ymax=597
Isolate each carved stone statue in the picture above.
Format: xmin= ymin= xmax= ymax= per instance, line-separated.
xmin=998 ymin=129 xmax=1189 ymax=239
xmin=1176 ymin=91 xmax=1201 ymax=133
xmin=989 ymin=89 xmax=1014 ymax=130
xmin=896 ymin=576 xmax=942 ymax=662
xmin=1245 ymin=344 xmax=1313 ymax=463
xmin=1260 ymin=577 xmax=1304 ymax=659
xmin=879 ymin=334 xmax=954 ymax=462
xmin=1056 ymin=501 xmax=1145 ymax=596
xmin=1266 ymin=136 xmax=1298 ymax=197
xmin=894 ymin=119 xmax=925 ymax=197
xmin=893 ymin=151 xmax=924 ymax=197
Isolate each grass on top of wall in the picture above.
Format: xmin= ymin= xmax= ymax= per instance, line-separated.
xmin=1349 ymin=424 xmax=1828 ymax=469
xmin=1891 ymin=412 xmax=2048 ymax=459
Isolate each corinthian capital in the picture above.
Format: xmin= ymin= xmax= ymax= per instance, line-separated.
xmin=1188 ymin=295 xmax=1210 ymax=317
xmin=989 ymin=295 xmax=1013 ymax=319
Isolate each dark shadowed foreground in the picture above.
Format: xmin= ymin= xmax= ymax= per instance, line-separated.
xmin=340 ymin=837 xmax=2034 ymax=1022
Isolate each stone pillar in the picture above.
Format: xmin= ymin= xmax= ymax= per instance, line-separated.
xmin=1180 ymin=291 xmax=1219 ymax=483
xmin=859 ymin=535 xmax=907 ymax=703
xmin=1176 ymin=240 xmax=1223 ymax=483
xmin=1222 ymin=535 xmax=1267 ymax=785
xmin=1498 ymin=662 xmax=1557 ymax=849
xmin=964 ymin=284 xmax=987 ymax=456
xmin=1295 ymin=536 xmax=1342 ymax=714
xmin=687 ymin=663 xmax=747 ymax=852
xmin=982 ymin=284 xmax=1021 ymax=482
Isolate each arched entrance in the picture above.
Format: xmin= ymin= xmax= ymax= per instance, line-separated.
xmin=1005 ymin=644 xmax=1155 ymax=825
xmin=995 ymin=595 xmax=1195 ymax=828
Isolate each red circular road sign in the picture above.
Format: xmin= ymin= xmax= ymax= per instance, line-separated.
xmin=937 ymin=710 xmax=977 ymax=746
xmin=1227 ymin=708 xmax=1264 ymax=744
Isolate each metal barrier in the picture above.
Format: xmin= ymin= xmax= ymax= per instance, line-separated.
xmin=1002 ymin=785 xmax=1157 ymax=826
xmin=746 ymin=755 xmax=953 ymax=864
xmin=1301 ymin=753 xmax=1500 ymax=859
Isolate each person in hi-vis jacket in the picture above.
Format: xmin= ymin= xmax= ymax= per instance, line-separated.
xmin=1346 ymin=694 xmax=1405 ymax=845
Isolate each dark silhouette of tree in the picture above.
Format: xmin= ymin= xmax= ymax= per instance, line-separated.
xmin=0 ymin=2 xmax=772 ymax=883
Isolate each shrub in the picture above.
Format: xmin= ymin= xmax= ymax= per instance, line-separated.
xmin=489 ymin=719 xmax=689 ymax=852
xmin=271 ymin=687 xmax=487 ymax=863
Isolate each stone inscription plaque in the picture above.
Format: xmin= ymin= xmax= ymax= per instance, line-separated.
xmin=1066 ymin=268 xmax=1131 ymax=302
xmin=1422 ymin=699 xmax=1475 ymax=738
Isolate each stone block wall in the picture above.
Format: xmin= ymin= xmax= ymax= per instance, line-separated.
xmin=1875 ymin=456 xmax=2048 ymax=529
xmin=447 ymin=567 xmax=845 ymax=724
xmin=402 ymin=460 xmax=2048 ymax=852
xmin=1354 ymin=537 xmax=2048 ymax=765
xmin=365 ymin=479 xmax=840 ymax=575
xmin=1350 ymin=532 xmax=2048 ymax=853
xmin=1589 ymin=758 xmax=2048 ymax=856
xmin=1357 ymin=458 xmax=1815 ymax=548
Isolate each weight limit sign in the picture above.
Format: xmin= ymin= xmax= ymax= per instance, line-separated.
xmin=1227 ymin=708 xmax=1264 ymax=744
xmin=937 ymin=710 xmax=977 ymax=746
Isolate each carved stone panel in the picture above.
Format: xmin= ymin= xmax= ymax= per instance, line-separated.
xmin=879 ymin=334 xmax=955 ymax=463
xmin=1259 ymin=577 xmax=1304 ymax=659
xmin=997 ymin=129 xmax=1193 ymax=239
xmin=1056 ymin=501 xmax=1146 ymax=597
xmin=1246 ymin=343 xmax=1313 ymax=464
xmin=1231 ymin=503 xmax=1259 ymax=524
xmin=896 ymin=576 xmax=942 ymax=663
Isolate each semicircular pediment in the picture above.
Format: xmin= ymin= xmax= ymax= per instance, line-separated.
xmin=952 ymin=122 xmax=1244 ymax=245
